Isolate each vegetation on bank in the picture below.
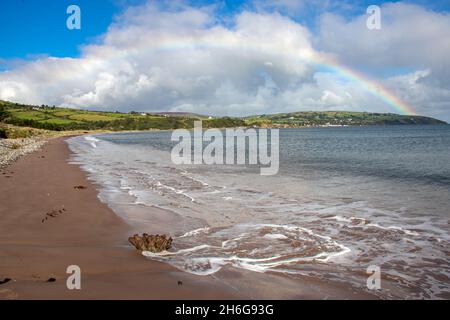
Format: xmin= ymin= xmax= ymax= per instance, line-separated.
xmin=0 ymin=101 xmax=245 ymax=132
xmin=245 ymin=111 xmax=447 ymax=127
xmin=0 ymin=125 xmax=44 ymax=139
xmin=0 ymin=100 xmax=446 ymax=135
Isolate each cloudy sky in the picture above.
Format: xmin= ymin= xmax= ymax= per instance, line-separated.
xmin=0 ymin=0 xmax=449 ymax=121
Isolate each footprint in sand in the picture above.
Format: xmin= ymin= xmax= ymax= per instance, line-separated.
xmin=41 ymin=208 xmax=67 ymax=223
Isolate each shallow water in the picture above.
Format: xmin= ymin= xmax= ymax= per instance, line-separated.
xmin=67 ymin=125 xmax=450 ymax=299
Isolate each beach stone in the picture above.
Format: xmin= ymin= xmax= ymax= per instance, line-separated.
xmin=128 ymin=233 xmax=173 ymax=252
xmin=0 ymin=135 xmax=49 ymax=169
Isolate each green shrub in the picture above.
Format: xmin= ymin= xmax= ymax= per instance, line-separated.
xmin=0 ymin=128 xmax=7 ymax=139
xmin=0 ymin=106 xmax=7 ymax=122
xmin=0 ymin=127 xmax=35 ymax=139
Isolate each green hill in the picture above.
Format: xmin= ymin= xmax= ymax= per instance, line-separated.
xmin=0 ymin=100 xmax=446 ymax=132
xmin=0 ymin=101 xmax=245 ymax=131
xmin=245 ymin=111 xmax=447 ymax=127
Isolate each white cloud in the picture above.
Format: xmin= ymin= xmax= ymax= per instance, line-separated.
xmin=0 ymin=1 xmax=449 ymax=121
xmin=387 ymin=69 xmax=450 ymax=121
xmin=0 ymin=4 xmax=318 ymax=115
xmin=321 ymin=90 xmax=344 ymax=104
xmin=318 ymin=3 xmax=450 ymax=70
xmin=317 ymin=2 xmax=450 ymax=120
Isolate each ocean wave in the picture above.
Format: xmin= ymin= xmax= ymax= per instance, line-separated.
xmin=142 ymin=223 xmax=351 ymax=275
xmin=66 ymin=132 xmax=450 ymax=298
xmin=325 ymin=215 xmax=421 ymax=236
xmin=84 ymin=136 xmax=100 ymax=148
xmin=180 ymin=170 xmax=210 ymax=186
xmin=178 ymin=227 xmax=210 ymax=238
xmin=155 ymin=181 xmax=196 ymax=202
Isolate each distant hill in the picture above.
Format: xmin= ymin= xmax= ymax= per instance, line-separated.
xmin=150 ymin=111 xmax=208 ymax=118
xmin=245 ymin=111 xmax=447 ymax=127
xmin=0 ymin=100 xmax=447 ymax=132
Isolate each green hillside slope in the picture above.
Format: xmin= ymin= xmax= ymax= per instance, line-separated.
xmin=1 ymin=101 xmax=446 ymax=132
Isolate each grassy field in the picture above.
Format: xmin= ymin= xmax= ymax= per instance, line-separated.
xmin=0 ymin=101 xmax=245 ymax=131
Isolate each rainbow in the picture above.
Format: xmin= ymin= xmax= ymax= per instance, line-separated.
xmin=311 ymin=54 xmax=417 ymax=115
xmin=86 ymin=35 xmax=417 ymax=115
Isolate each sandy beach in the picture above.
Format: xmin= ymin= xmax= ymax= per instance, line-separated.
xmin=0 ymin=136 xmax=381 ymax=300
xmin=0 ymin=137 xmax=244 ymax=299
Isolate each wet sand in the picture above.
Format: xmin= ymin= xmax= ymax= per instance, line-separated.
xmin=0 ymin=137 xmax=376 ymax=299
xmin=0 ymin=137 xmax=242 ymax=299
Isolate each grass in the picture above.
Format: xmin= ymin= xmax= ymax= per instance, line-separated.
xmin=0 ymin=124 xmax=47 ymax=139
xmin=67 ymin=113 xmax=126 ymax=121
xmin=0 ymin=100 xmax=446 ymax=132
xmin=40 ymin=118 xmax=84 ymax=125
xmin=0 ymin=101 xmax=246 ymax=131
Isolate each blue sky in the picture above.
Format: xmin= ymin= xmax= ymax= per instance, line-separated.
xmin=0 ymin=0 xmax=449 ymax=120
xmin=0 ymin=0 xmax=120 ymax=60
xmin=1 ymin=0 xmax=448 ymax=60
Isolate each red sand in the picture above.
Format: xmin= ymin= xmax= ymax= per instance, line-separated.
xmin=0 ymin=137 xmax=239 ymax=299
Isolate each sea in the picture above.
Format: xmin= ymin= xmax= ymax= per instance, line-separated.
xmin=67 ymin=125 xmax=450 ymax=299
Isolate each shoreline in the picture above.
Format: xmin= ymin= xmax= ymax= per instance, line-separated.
xmin=0 ymin=137 xmax=241 ymax=299
xmin=0 ymin=136 xmax=378 ymax=299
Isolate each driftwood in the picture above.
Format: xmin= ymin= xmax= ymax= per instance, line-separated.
xmin=128 ymin=233 xmax=172 ymax=252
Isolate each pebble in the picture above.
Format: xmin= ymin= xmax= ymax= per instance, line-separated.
xmin=0 ymin=137 xmax=49 ymax=169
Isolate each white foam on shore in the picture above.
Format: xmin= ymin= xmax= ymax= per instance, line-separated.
xmin=180 ymin=170 xmax=210 ymax=186
xmin=326 ymin=215 xmax=421 ymax=236
xmin=84 ymin=136 xmax=100 ymax=148
xmin=155 ymin=181 xmax=196 ymax=202
xmin=142 ymin=244 xmax=212 ymax=257
xmin=178 ymin=227 xmax=210 ymax=238
xmin=66 ymin=133 xmax=450 ymax=298
xmin=263 ymin=233 xmax=288 ymax=240
xmin=366 ymin=223 xmax=421 ymax=236
xmin=142 ymin=223 xmax=352 ymax=276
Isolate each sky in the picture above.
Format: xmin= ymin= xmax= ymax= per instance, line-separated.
xmin=0 ymin=0 xmax=449 ymax=121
